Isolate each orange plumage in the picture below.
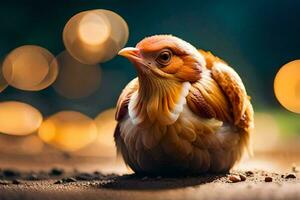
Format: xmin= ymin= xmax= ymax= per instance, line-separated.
xmin=115 ymin=35 xmax=254 ymax=175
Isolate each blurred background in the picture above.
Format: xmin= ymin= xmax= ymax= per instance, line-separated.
xmin=0 ymin=0 xmax=299 ymax=174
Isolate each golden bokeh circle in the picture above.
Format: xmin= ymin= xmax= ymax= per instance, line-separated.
xmin=0 ymin=101 xmax=43 ymax=136
xmin=78 ymin=12 xmax=111 ymax=46
xmin=95 ymin=9 xmax=129 ymax=49
xmin=2 ymin=45 xmax=57 ymax=91
xmin=63 ymin=9 xmax=128 ymax=64
xmin=73 ymin=108 xmax=117 ymax=157
xmin=38 ymin=111 xmax=98 ymax=152
xmin=274 ymin=60 xmax=300 ymax=113
xmin=25 ymin=53 xmax=59 ymax=91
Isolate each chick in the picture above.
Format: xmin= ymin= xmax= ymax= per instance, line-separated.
xmin=115 ymin=35 xmax=253 ymax=175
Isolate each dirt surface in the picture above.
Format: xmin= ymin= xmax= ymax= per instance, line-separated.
xmin=0 ymin=169 xmax=299 ymax=200
xmin=1 ymin=152 xmax=300 ymax=200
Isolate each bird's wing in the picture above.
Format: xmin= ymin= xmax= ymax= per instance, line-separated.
xmin=115 ymin=77 xmax=139 ymax=121
xmin=186 ymin=70 xmax=232 ymax=123
xmin=210 ymin=62 xmax=250 ymax=126
xmin=188 ymin=50 xmax=253 ymax=129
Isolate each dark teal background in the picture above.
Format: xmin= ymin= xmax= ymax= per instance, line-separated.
xmin=0 ymin=0 xmax=299 ymax=117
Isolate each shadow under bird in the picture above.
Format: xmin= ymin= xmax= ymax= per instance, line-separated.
xmin=115 ymin=35 xmax=254 ymax=175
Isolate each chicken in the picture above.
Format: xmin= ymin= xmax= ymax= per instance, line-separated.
xmin=114 ymin=35 xmax=254 ymax=175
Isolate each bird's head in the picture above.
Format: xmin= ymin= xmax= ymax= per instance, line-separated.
xmin=118 ymin=35 xmax=206 ymax=82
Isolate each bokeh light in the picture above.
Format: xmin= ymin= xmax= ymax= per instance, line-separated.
xmin=0 ymin=101 xmax=42 ymax=136
xmin=98 ymin=9 xmax=129 ymax=50
xmin=38 ymin=111 xmax=98 ymax=152
xmin=2 ymin=45 xmax=57 ymax=91
xmin=274 ymin=60 xmax=300 ymax=113
xmin=27 ymin=55 xmax=59 ymax=91
xmin=52 ymin=51 xmax=101 ymax=99
xmin=63 ymin=9 xmax=128 ymax=64
xmin=94 ymin=108 xmax=117 ymax=157
xmin=0 ymin=59 xmax=8 ymax=92
xmin=78 ymin=11 xmax=111 ymax=46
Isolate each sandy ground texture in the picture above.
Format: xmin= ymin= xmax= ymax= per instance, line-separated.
xmin=0 ymin=169 xmax=300 ymax=200
xmin=0 ymin=152 xmax=300 ymax=200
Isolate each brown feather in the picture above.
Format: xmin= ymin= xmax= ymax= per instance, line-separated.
xmin=211 ymin=62 xmax=248 ymax=125
xmin=186 ymin=70 xmax=232 ymax=122
xmin=115 ymin=78 xmax=139 ymax=121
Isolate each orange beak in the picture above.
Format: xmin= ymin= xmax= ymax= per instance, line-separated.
xmin=118 ymin=47 xmax=143 ymax=64
xmin=118 ymin=47 xmax=148 ymax=73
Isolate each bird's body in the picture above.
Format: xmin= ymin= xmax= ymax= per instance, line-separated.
xmin=115 ymin=35 xmax=253 ymax=175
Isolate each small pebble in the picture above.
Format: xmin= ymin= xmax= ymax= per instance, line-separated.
xmin=265 ymin=177 xmax=273 ymax=182
xmin=12 ymin=179 xmax=21 ymax=184
xmin=239 ymin=174 xmax=247 ymax=181
xmin=228 ymin=175 xmax=241 ymax=183
xmin=285 ymin=173 xmax=296 ymax=179
xmin=93 ymin=171 xmax=102 ymax=175
xmin=245 ymin=171 xmax=254 ymax=177
xmin=142 ymin=176 xmax=149 ymax=181
xmin=50 ymin=168 xmax=64 ymax=176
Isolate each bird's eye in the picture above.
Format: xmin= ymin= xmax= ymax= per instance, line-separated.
xmin=156 ymin=50 xmax=172 ymax=66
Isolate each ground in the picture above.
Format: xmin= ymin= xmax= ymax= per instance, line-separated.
xmin=0 ymin=153 xmax=299 ymax=200
xmin=0 ymin=169 xmax=299 ymax=200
